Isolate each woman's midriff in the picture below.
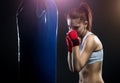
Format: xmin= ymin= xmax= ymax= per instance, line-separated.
xmin=79 ymin=62 xmax=104 ymax=83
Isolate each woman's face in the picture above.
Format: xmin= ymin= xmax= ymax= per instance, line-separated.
xmin=67 ymin=13 xmax=88 ymax=36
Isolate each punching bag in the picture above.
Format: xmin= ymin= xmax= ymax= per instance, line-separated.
xmin=35 ymin=0 xmax=58 ymax=82
xmin=17 ymin=0 xmax=58 ymax=82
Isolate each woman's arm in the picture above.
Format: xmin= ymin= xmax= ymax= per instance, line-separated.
xmin=68 ymin=35 xmax=97 ymax=72
xmin=67 ymin=52 xmax=74 ymax=72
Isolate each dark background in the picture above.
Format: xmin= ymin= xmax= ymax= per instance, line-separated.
xmin=1 ymin=0 xmax=19 ymax=82
xmin=1 ymin=0 xmax=120 ymax=82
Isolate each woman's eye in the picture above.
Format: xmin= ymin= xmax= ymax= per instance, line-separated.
xmin=80 ymin=16 xmax=84 ymax=20
xmin=73 ymin=26 xmax=79 ymax=29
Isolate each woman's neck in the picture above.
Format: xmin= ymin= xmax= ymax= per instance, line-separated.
xmin=80 ymin=29 xmax=88 ymax=39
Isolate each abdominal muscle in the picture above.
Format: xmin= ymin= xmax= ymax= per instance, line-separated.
xmin=79 ymin=62 xmax=104 ymax=83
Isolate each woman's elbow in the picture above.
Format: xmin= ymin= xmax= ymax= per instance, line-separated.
xmin=74 ymin=66 xmax=81 ymax=72
xmin=68 ymin=65 xmax=82 ymax=72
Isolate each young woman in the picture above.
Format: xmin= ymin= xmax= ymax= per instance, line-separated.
xmin=66 ymin=2 xmax=104 ymax=83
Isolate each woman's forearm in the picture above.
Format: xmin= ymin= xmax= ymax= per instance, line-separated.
xmin=67 ymin=52 xmax=74 ymax=72
xmin=72 ymin=46 xmax=82 ymax=72
xmin=67 ymin=46 xmax=82 ymax=72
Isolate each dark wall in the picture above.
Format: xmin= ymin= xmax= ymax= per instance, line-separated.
xmin=1 ymin=0 xmax=37 ymax=82
xmin=1 ymin=0 xmax=19 ymax=82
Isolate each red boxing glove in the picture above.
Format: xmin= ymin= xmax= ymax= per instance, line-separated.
xmin=67 ymin=30 xmax=81 ymax=46
xmin=66 ymin=30 xmax=81 ymax=52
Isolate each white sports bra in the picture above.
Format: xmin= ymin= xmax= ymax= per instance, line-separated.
xmin=80 ymin=31 xmax=103 ymax=64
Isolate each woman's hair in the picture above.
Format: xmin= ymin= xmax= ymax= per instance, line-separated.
xmin=66 ymin=2 xmax=92 ymax=31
